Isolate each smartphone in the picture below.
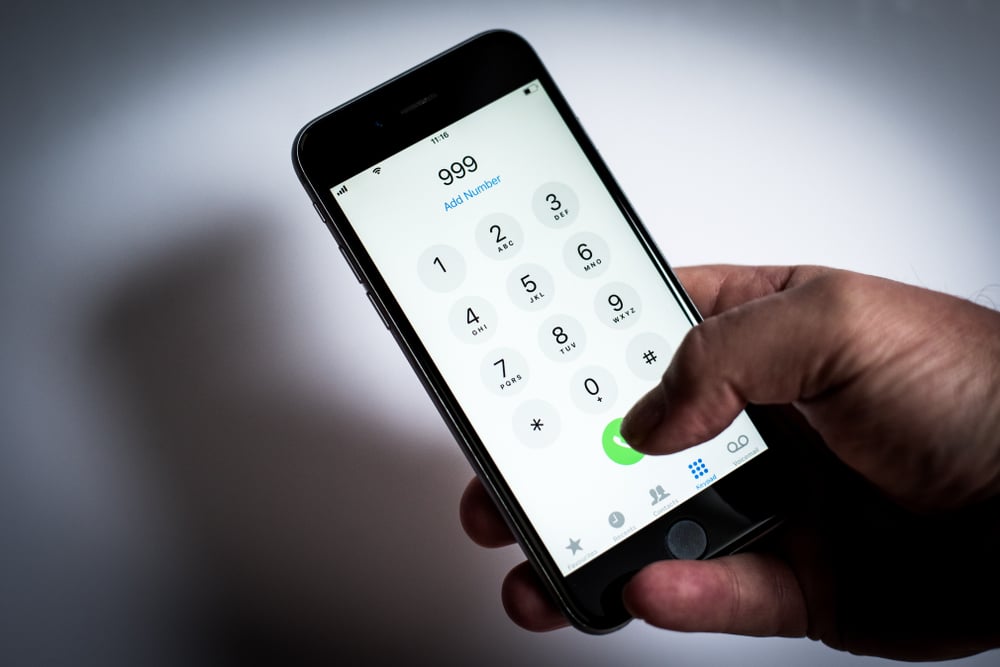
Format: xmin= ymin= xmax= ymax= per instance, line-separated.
xmin=293 ymin=30 xmax=791 ymax=633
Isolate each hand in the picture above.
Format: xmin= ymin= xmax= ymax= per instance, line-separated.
xmin=460 ymin=265 xmax=1000 ymax=660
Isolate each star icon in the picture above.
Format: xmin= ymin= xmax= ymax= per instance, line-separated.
xmin=530 ymin=418 xmax=543 ymax=431
xmin=566 ymin=538 xmax=582 ymax=555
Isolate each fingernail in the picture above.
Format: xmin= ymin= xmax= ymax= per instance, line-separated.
xmin=621 ymin=386 xmax=665 ymax=447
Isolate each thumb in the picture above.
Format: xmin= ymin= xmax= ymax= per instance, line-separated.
xmin=621 ymin=270 xmax=852 ymax=454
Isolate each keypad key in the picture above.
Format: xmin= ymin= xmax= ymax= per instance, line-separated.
xmin=512 ymin=399 xmax=561 ymax=449
xmin=563 ymin=232 xmax=610 ymax=278
xmin=626 ymin=332 xmax=672 ymax=380
xmin=450 ymin=296 xmax=498 ymax=343
xmin=533 ymin=182 xmax=579 ymax=228
xmin=594 ymin=282 xmax=642 ymax=329
xmin=481 ymin=348 xmax=530 ymax=396
xmin=538 ymin=315 xmax=586 ymax=362
xmin=506 ymin=263 xmax=555 ymax=311
xmin=418 ymin=244 xmax=466 ymax=292
xmin=476 ymin=213 xmax=524 ymax=260
xmin=570 ymin=366 xmax=619 ymax=413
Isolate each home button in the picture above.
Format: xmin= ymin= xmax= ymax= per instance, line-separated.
xmin=665 ymin=519 xmax=708 ymax=560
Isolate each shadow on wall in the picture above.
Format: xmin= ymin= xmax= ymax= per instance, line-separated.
xmin=91 ymin=218 xmax=508 ymax=666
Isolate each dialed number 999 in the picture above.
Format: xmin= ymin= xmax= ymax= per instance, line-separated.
xmin=438 ymin=155 xmax=478 ymax=185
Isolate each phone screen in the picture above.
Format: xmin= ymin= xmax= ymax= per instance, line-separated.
xmin=335 ymin=80 xmax=767 ymax=575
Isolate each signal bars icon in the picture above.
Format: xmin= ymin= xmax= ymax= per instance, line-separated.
xmin=335 ymin=185 xmax=348 ymax=197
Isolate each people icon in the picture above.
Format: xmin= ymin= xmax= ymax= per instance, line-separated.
xmin=649 ymin=485 xmax=669 ymax=505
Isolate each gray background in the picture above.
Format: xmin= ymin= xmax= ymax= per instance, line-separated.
xmin=2 ymin=1 xmax=998 ymax=665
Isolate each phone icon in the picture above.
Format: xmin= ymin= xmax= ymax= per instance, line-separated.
xmin=602 ymin=418 xmax=643 ymax=465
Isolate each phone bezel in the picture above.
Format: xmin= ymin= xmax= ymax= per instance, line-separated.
xmin=293 ymin=29 xmax=793 ymax=633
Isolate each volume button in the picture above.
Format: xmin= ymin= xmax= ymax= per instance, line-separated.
xmin=339 ymin=246 xmax=364 ymax=283
xmin=312 ymin=201 xmax=326 ymax=221
xmin=366 ymin=292 xmax=391 ymax=329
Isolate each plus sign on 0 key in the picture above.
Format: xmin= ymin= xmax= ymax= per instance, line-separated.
xmin=570 ymin=366 xmax=618 ymax=414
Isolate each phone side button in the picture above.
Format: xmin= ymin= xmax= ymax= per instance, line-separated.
xmin=313 ymin=201 xmax=326 ymax=222
xmin=339 ymin=246 xmax=364 ymax=283
xmin=366 ymin=292 xmax=391 ymax=330
xmin=665 ymin=519 xmax=707 ymax=560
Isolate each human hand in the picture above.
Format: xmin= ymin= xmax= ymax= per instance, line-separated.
xmin=460 ymin=265 xmax=1000 ymax=660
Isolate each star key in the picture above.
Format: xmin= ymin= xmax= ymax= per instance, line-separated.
xmin=530 ymin=418 xmax=543 ymax=431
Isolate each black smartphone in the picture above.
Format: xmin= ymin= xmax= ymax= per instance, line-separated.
xmin=293 ymin=30 xmax=791 ymax=633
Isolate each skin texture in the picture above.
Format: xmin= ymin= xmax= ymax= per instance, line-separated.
xmin=459 ymin=265 xmax=1000 ymax=660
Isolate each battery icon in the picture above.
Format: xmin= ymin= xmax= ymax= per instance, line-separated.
xmin=523 ymin=83 xmax=539 ymax=95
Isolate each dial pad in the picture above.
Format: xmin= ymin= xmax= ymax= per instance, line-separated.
xmin=417 ymin=178 xmax=666 ymax=446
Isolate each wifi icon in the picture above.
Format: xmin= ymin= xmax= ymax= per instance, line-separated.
xmin=372 ymin=167 xmax=382 ymax=175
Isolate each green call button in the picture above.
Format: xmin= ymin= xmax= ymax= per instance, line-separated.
xmin=602 ymin=418 xmax=644 ymax=465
